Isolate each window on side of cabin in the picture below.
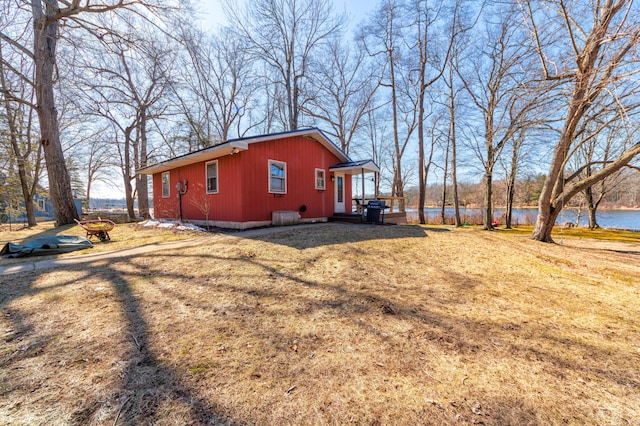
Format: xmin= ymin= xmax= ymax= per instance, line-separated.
xmin=206 ymin=160 xmax=218 ymax=194
xmin=269 ymin=160 xmax=286 ymax=194
xmin=315 ymin=168 xmax=325 ymax=190
xmin=37 ymin=198 xmax=45 ymax=210
xmin=162 ymin=172 xmax=170 ymax=198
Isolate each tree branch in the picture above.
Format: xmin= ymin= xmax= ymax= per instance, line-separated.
xmin=0 ymin=32 xmax=35 ymax=60
xmin=555 ymin=142 xmax=640 ymax=206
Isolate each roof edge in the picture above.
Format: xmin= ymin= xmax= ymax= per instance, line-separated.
xmin=138 ymin=128 xmax=350 ymax=175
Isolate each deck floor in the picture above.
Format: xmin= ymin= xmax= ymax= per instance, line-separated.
xmin=329 ymin=212 xmax=407 ymax=224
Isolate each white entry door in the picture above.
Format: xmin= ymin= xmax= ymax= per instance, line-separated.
xmin=334 ymin=173 xmax=345 ymax=213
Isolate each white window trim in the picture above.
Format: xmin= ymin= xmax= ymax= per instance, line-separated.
xmin=268 ymin=159 xmax=287 ymax=194
xmin=161 ymin=172 xmax=170 ymax=198
xmin=206 ymin=160 xmax=219 ymax=194
xmin=315 ymin=168 xmax=326 ymax=190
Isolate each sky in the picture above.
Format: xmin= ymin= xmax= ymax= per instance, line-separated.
xmin=91 ymin=0 xmax=377 ymax=199
xmin=199 ymin=0 xmax=376 ymax=32
xmin=91 ymin=181 xmax=125 ymax=200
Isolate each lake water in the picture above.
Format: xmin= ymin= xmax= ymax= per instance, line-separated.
xmin=408 ymin=207 xmax=640 ymax=231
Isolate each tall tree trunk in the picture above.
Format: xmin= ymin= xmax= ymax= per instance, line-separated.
xmin=123 ymin=177 xmax=135 ymax=221
xmin=0 ymin=95 xmax=37 ymax=227
xmin=419 ymin=130 xmax=435 ymax=225
xmin=583 ymin=163 xmax=599 ymax=229
xmin=483 ymin=102 xmax=495 ymax=230
xmin=417 ymin=88 xmax=426 ymax=224
xmin=449 ymin=73 xmax=461 ymax=227
xmin=388 ymin=16 xmax=403 ymax=198
xmin=27 ymin=114 xmax=43 ymax=224
xmin=585 ymin=186 xmax=600 ymax=229
xmin=137 ymin=173 xmax=149 ymax=220
xmin=18 ymin=157 xmax=37 ymax=226
xmin=531 ymin=1 xmax=629 ymax=242
xmin=86 ymin=179 xmax=92 ymax=212
xmin=123 ymin=127 xmax=136 ymax=221
xmin=505 ymin=180 xmax=515 ymax=229
xmin=291 ymin=82 xmax=299 ymax=131
xmin=532 ymin=137 xmax=570 ymax=242
xmin=1 ymin=50 xmax=37 ymax=227
xmin=440 ymin=137 xmax=450 ymax=225
xmin=505 ymin=142 xmax=518 ymax=229
xmin=32 ymin=0 xmax=78 ymax=225
xmin=533 ymin=204 xmax=562 ymax=242
xmin=484 ymin=169 xmax=493 ymax=230
xmin=137 ymin=110 xmax=150 ymax=219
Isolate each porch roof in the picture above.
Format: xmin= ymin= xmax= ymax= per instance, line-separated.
xmin=329 ymin=160 xmax=379 ymax=174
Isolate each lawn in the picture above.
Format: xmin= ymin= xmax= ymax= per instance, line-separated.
xmin=0 ymin=220 xmax=207 ymax=266
xmin=1 ymin=223 xmax=639 ymax=425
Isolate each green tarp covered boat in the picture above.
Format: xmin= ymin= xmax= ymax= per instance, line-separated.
xmin=1 ymin=236 xmax=93 ymax=258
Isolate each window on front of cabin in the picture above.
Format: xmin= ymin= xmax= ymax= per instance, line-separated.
xmin=315 ymin=168 xmax=325 ymax=190
xmin=269 ymin=160 xmax=286 ymax=194
xmin=162 ymin=172 xmax=170 ymax=198
xmin=206 ymin=160 xmax=218 ymax=193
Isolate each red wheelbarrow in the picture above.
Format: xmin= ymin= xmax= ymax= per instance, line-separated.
xmin=75 ymin=218 xmax=116 ymax=242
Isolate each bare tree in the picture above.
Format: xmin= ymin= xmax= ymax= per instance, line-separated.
xmin=444 ymin=60 xmax=463 ymax=226
xmin=502 ymin=131 xmax=526 ymax=229
xmin=74 ymin=25 xmax=175 ymax=220
xmin=457 ymin=3 xmax=542 ymax=230
xmin=302 ymin=36 xmax=380 ymax=155
xmin=360 ymin=0 xmax=421 ymax=199
xmin=571 ymin=115 xmax=637 ymax=229
xmin=418 ymin=107 xmax=443 ymax=223
xmin=362 ymin=105 xmax=393 ymax=197
xmin=411 ymin=0 xmax=467 ymax=225
xmin=439 ymin=126 xmax=450 ymax=224
xmin=175 ymin=26 xmax=258 ymax=148
xmin=0 ymin=1 xmax=158 ymax=225
xmin=223 ymin=0 xmax=344 ymax=131
xmin=0 ymin=40 xmax=42 ymax=227
xmin=376 ymin=0 xmax=404 ymax=198
xmin=526 ymin=0 xmax=640 ymax=242
xmin=79 ymin=129 xmax=117 ymax=209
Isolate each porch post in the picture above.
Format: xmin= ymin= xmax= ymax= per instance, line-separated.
xmin=361 ymin=168 xmax=366 ymax=221
xmin=375 ymin=172 xmax=379 ymax=198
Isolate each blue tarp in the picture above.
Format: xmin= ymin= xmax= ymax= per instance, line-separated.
xmin=1 ymin=236 xmax=93 ymax=258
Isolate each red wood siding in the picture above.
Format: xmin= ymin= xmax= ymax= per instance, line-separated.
xmin=152 ymin=172 xmax=178 ymax=219
xmin=152 ymin=135 xmax=351 ymax=223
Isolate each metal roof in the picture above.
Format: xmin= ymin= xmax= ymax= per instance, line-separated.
xmin=329 ymin=159 xmax=379 ymax=174
xmin=138 ymin=128 xmax=351 ymax=175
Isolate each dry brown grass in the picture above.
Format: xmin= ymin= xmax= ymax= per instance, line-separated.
xmin=1 ymin=223 xmax=639 ymax=425
xmin=0 ymin=221 xmax=206 ymax=266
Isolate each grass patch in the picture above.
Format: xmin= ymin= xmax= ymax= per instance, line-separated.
xmin=1 ymin=223 xmax=639 ymax=424
xmin=558 ymin=226 xmax=640 ymax=242
xmin=0 ymin=220 xmax=205 ymax=266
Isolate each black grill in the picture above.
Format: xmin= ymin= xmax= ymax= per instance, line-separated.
xmin=366 ymin=200 xmax=388 ymax=224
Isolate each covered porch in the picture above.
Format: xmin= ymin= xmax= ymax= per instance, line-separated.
xmin=328 ymin=160 xmax=407 ymax=225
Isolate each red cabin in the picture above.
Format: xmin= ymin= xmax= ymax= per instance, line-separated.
xmin=138 ymin=128 xmax=379 ymax=229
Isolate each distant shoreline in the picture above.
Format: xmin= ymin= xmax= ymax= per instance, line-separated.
xmin=421 ymin=205 xmax=640 ymax=211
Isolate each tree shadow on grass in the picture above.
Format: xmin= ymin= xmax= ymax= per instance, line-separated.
xmin=0 ymin=259 xmax=238 ymax=425
xmin=127 ymin=249 xmax=640 ymax=389
xmin=98 ymin=267 xmax=233 ymax=425
xmin=421 ymin=226 xmax=453 ymax=233
xmin=241 ymin=222 xmax=429 ymax=249
xmin=2 ymin=231 xmax=639 ymax=424
xmin=136 ymin=249 xmax=640 ymax=422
